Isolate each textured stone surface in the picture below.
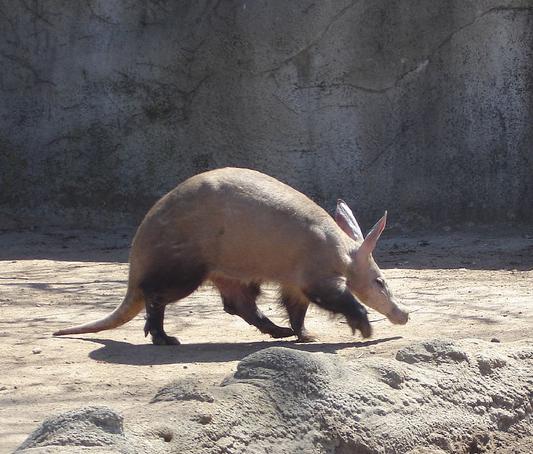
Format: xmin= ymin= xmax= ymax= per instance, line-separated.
xmin=16 ymin=406 xmax=125 ymax=451
xmin=150 ymin=377 xmax=215 ymax=404
xmin=17 ymin=339 xmax=533 ymax=453
xmin=1 ymin=1 xmax=532 ymax=229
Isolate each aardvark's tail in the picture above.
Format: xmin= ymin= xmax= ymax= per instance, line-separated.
xmin=53 ymin=289 xmax=144 ymax=336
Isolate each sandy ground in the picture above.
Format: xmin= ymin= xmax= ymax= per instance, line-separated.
xmin=0 ymin=227 xmax=531 ymax=453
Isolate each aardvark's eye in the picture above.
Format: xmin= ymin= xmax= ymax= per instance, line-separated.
xmin=376 ymin=278 xmax=385 ymax=288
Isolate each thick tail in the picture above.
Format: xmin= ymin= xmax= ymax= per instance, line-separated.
xmin=53 ymin=289 xmax=145 ymax=336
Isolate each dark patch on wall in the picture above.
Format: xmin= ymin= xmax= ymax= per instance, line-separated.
xmin=0 ymin=139 xmax=28 ymax=205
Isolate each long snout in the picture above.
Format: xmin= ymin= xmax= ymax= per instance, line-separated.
xmin=387 ymin=304 xmax=409 ymax=325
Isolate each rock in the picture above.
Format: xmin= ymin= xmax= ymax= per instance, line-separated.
xmin=395 ymin=339 xmax=469 ymax=364
xmin=17 ymin=340 xmax=533 ymax=453
xmin=16 ymin=406 xmax=123 ymax=451
xmin=32 ymin=348 xmax=42 ymax=355
xmin=150 ymin=377 xmax=215 ymax=403
xmin=196 ymin=414 xmax=212 ymax=425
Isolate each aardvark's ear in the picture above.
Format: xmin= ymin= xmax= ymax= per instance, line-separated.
xmin=335 ymin=199 xmax=364 ymax=241
xmin=358 ymin=211 xmax=387 ymax=256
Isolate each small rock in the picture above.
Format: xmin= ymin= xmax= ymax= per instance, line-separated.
xmin=32 ymin=348 xmax=42 ymax=354
xmin=197 ymin=413 xmax=212 ymax=425
xmin=491 ymin=338 xmax=501 ymax=343
xmin=0 ymin=386 xmax=7 ymax=391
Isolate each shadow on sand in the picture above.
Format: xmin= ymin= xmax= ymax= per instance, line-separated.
xmin=75 ymin=336 xmax=403 ymax=366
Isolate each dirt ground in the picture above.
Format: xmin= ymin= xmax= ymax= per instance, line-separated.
xmin=0 ymin=226 xmax=531 ymax=453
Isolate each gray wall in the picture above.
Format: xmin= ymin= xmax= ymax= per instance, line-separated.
xmin=1 ymin=0 xmax=532 ymax=230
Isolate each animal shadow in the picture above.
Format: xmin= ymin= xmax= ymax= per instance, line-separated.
xmin=77 ymin=336 xmax=403 ymax=365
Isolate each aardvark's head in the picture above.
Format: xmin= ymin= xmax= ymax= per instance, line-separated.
xmin=335 ymin=200 xmax=409 ymax=326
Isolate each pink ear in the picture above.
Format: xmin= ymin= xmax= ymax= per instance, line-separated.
xmin=358 ymin=211 xmax=387 ymax=256
xmin=335 ymin=199 xmax=364 ymax=241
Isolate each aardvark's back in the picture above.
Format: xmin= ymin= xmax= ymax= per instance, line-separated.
xmin=130 ymin=167 xmax=350 ymax=285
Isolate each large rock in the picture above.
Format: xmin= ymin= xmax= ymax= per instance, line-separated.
xmin=17 ymin=339 xmax=533 ymax=453
xmin=1 ymin=1 xmax=532 ymax=228
xmin=15 ymin=406 xmax=143 ymax=453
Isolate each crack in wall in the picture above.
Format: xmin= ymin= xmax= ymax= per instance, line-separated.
xmin=0 ymin=51 xmax=56 ymax=86
xmin=84 ymin=0 xmax=119 ymax=25
xmin=426 ymin=5 xmax=533 ymax=66
xmin=292 ymin=4 xmax=533 ymax=95
xmin=361 ymin=123 xmax=413 ymax=173
xmin=315 ymin=6 xmax=533 ymax=172
xmin=0 ymin=2 xmax=20 ymax=38
xmin=112 ymin=69 xmax=211 ymax=123
xmin=20 ymin=0 xmax=60 ymax=28
xmin=256 ymin=0 xmax=362 ymax=75
xmin=46 ymin=135 xmax=82 ymax=147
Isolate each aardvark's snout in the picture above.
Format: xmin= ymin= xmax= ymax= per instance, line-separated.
xmin=387 ymin=304 xmax=409 ymax=325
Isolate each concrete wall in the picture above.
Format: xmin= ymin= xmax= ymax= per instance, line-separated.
xmin=1 ymin=0 xmax=532 ymax=230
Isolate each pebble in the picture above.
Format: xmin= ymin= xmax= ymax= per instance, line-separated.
xmin=198 ymin=414 xmax=212 ymax=425
xmin=32 ymin=348 xmax=42 ymax=354
xmin=491 ymin=338 xmax=501 ymax=343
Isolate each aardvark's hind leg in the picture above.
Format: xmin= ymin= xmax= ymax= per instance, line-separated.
xmin=143 ymin=294 xmax=181 ymax=345
xmin=141 ymin=261 xmax=206 ymax=345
